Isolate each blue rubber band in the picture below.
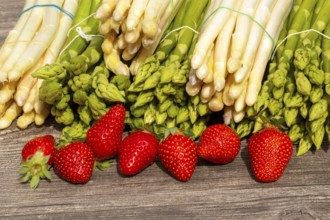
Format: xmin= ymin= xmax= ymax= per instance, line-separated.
xmin=20 ymin=4 xmax=74 ymax=20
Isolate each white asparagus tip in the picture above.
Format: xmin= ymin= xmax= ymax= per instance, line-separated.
xmin=245 ymin=84 xmax=258 ymax=106
xmin=191 ymin=53 xmax=205 ymax=70
xmin=8 ymin=69 xmax=22 ymax=82
xmin=234 ymin=66 xmax=248 ymax=83
xmin=214 ymin=78 xmax=225 ymax=92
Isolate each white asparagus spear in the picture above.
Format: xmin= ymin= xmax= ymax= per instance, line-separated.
xmin=8 ymin=0 xmax=63 ymax=82
xmin=246 ymin=0 xmax=291 ymax=106
xmin=0 ymin=0 xmax=36 ymax=66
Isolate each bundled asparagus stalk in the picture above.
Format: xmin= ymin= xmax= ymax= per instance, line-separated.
xmin=94 ymin=0 xmax=184 ymax=75
xmin=185 ymin=0 xmax=292 ymax=124
xmin=234 ymin=0 xmax=330 ymax=156
xmin=0 ymin=0 xmax=79 ymax=129
xmin=126 ymin=0 xmax=211 ymax=139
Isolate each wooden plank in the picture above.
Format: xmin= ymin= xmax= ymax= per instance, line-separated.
xmin=0 ymin=1 xmax=330 ymax=220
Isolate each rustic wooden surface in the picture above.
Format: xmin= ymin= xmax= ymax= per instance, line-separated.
xmin=1 ymin=1 xmax=330 ymax=220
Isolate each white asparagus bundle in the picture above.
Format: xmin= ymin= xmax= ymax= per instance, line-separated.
xmin=187 ymin=0 xmax=292 ymax=124
xmin=95 ymin=0 xmax=184 ymax=75
xmin=0 ymin=0 xmax=79 ymax=129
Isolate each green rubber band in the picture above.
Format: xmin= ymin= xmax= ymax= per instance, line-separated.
xmin=20 ymin=4 xmax=74 ymax=20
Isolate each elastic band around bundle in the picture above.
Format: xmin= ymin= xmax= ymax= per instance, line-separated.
xmin=160 ymin=26 xmax=200 ymax=43
xmin=202 ymin=6 xmax=276 ymax=52
xmin=59 ymin=27 xmax=104 ymax=56
xmin=270 ymin=29 xmax=330 ymax=61
xmin=20 ymin=4 xmax=74 ymax=20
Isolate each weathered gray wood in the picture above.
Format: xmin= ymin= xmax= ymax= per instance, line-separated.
xmin=0 ymin=1 xmax=330 ymax=220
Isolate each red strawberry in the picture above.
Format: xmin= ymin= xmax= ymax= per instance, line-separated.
xmin=197 ymin=124 xmax=241 ymax=164
xmin=53 ymin=142 xmax=95 ymax=184
xmin=19 ymin=135 xmax=56 ymax=189
xmin=118 ymin=131 xmax=158 ymax=175
xmin=86 ymin=104 xmax=126 ymax=160
xmin=247 ymin=127 xmax=293 ymax=183
xmin=159 ymin=133 xmax=198 ymax=182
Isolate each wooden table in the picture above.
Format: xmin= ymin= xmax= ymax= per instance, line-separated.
xmin=1 ymin=1 xmax=330 ymax=219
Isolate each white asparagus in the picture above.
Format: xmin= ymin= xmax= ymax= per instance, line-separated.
xmin=34 ymin=105 xmax=50 ymax=125
xmin=105 ymin=47 xmax=130 ymax=76
xmin=191 ymin=0 xmax=235 ymax=70
xmin=233 ymin=109 xmax=246 ymax=123
xmin=126 ymin=0 xmax=150 ymax=31
xmin=125 ymin=21 xmax=142 ymax=44
xmin=246 ymin=0 xmax=291 ymax=106
xmin=223 ymin=105 xmax=234 ymax=125
xmin=102 ymin=31 xmax=117 ymax=54
xmin=229 ymin=73 xmax=249 ymax=100
xmin=14 ymin=58 xmax=43 ymax=106
xmin=0 ymin=0 xmax=46 ymax=82
xmin=201 ymin=82 xmax=216 ymax=101
xmin=227 ymin=0 xmax=259 ymax=73
xmin=142 ymin=0 xmax=168 ymax=38
xmin=196 ymin=43 xmax=214 ymax=81
xmin=213 ymin=0 xmax=242 ymax=92
xmin=203 ymin=46 xmax=215 ymax=84
xmin=43 ymin=0 xmax=79 ymax=64
xmin=0 ymin=101 xmax=22 ymax=129
xmin=222 ymin=74 xmax=235 ymax=106
xmin=17 ymin=110 xmax=36 ymax=129
xmin=94 ymin=0 xmax=118 ymax=21
xmin=23 ymin=82 xmax=38 ymax=113
xmin=112 ymin=0 xmax=132 ymax=22
xmin=208 ymin=92 xmax=224 ymax=112
xmin=15 ymin=0 xmax=78 ymax=107
xmin=34 ymin=79 xmax=48 ymax=114
xmin=0 ymin=81 xmax=17 ymax=104
xmin=185 ymin=78 xmax=203 ymax=97
xmin=8 ymin=0 xmax=63 ymax=82
xmin=0 ymin=0 xmax=36 ymax=66
xmin=129 ymin=0 xmax=184 ymax=74
xmin=234 ymin=80 xmax=247 ymax=112
xmin=234 ymin=0 xmax=277 ymax=83
xmin=0 ymin=100 xmax=13 ymax=117
xmin=117 ymin=33 xmax=128 ymax=50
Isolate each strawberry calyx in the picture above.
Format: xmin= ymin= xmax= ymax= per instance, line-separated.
xmin=157 ymin=127 xmax=195 ymax=141
xmin=94 ymin=159 xmax=113 ymax=171
xmin=19 ymin=150 xmax=52 ymax=189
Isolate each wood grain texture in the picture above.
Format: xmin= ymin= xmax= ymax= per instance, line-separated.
xmin=0 ymin=1 xmax=330 ymax=220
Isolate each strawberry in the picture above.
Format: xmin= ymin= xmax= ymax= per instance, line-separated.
xmin=19 ymin=134 xmax=56 ymax=189
xmin=118 ymin=130 xmax=158 ymax=176
xmin=53 ymin=142 xmax=95 ymax=184
xmin=158 ymin=133 xmax=198 ymax=182
xmin=86 ymin=104 xmax=126 ymax=160
xmin=247 ymin=127 xmax=293 ymax=183
xmin=197 ymin=124 xmax=241 ymax=164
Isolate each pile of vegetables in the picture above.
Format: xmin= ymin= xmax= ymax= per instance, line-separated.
xmin=0 ymin=0 xmax=329 ymax=156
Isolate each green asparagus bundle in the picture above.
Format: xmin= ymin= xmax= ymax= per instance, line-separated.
xmin=234 ymin=0 xmax=330 ymax=156
xmin=126 ymin=0 xmax=211 ymax=139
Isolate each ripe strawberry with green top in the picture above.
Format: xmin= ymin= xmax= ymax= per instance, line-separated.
xmin=118 ymin=130 xmax=158 ymax=176
xmin=19 ymin=134 xmax=56 ymax=189
xmin=247 ymin=127 xmax=293 ymax=183
xmin=197 ymin=124 xmax=241 ymax=164
xmin=86 ymin=104 xmax=126 ymax=160
xmin=159 ymin=133 xmax=198 ymax=182
xmin=53 ymin=142 xmax=95 ymax=184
